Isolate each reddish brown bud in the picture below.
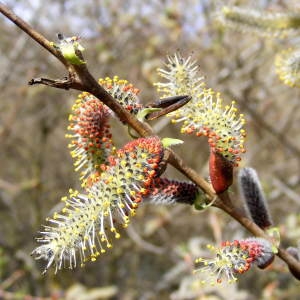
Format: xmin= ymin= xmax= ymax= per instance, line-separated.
xmin=209 ymin=149 xmax=233 ymax=194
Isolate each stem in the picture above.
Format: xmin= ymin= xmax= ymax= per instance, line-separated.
xmin=167 ymin=149 xmax=215 ymax=197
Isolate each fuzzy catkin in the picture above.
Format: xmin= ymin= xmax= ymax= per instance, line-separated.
xmin=146 ymin=177 xmax=200 ymax=205
xmin=194 ymin=237 xmax=274 ymax=284
xmin=32 ymin=137 xmax=164 ymax=274
xmin=238 ymin=167 xmax=273 ymax=229
xmin=217 ymin=6 xmax=300 ymax=37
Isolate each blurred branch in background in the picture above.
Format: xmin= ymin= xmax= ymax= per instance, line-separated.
xmin=0 ymin=0 xmax=45 ymax=89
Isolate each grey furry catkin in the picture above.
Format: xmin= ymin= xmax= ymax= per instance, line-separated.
xmin=238 ymin=167 xmax=273 ymax=229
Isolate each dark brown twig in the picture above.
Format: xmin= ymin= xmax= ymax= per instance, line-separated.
xmin=28 ymin=77 xmax=73 ymax=89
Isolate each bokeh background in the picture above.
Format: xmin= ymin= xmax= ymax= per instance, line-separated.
xmin=1 ymin=0 xmax=300 ymax=299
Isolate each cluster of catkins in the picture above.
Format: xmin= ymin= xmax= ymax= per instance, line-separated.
xmin=32 ymin=53 xmax=275 ymax=284
xmin=31 ymin=75 xmax=200 ymax=274
xmin=154 ymin=54 xmax=276 ymax=284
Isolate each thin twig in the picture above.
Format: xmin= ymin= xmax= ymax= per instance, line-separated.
xmin=126 ymin=225 xmax=165 ymax=255
xmin=0 ymin=270 xmax=25 ymax=290
xmin=28 ymin=77 xmax=73 ymax=89
xmin=272 ymin=177 xmax=300 ymax=205
xmin=0 ymin=289 xmax=51 ymax=300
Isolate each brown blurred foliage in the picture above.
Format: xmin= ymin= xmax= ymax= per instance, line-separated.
xmin=1 ymin=0 xmax=300 ymax=299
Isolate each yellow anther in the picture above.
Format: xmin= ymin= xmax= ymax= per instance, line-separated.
xmin=117 ymin=187 xmax=123 ymax=194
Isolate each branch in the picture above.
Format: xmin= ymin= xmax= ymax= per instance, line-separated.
xmin=28 ymin=77 xmax=73 ymax=89
xmin=1 ymin=2 xmax=300 ymax=278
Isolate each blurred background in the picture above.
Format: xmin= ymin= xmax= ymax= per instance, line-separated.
xmin=1 ymin=0 xmax=300 ymax=299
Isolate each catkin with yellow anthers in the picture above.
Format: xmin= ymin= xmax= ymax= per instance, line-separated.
xmin=194 ymin=238 xmax=274 ymax=284
xmin=154 ymin=53 xmax=205 ymax=98
xmin=67 ymin=93 xmax=114 ymax=185
xmin=98 ymin=77 xmax=143 ymax=116
xmin=32 ymin=137 xmax=164 ymax=274
xmin=155 ymin=54 xmax=247 ymax=193
xmin=217 ymin=6 xmax=300 ymax=37
xmin=155 ymin=54 xmax=246 ymax=166
xmin=275 ymin=48 xmax=300 ymax=87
